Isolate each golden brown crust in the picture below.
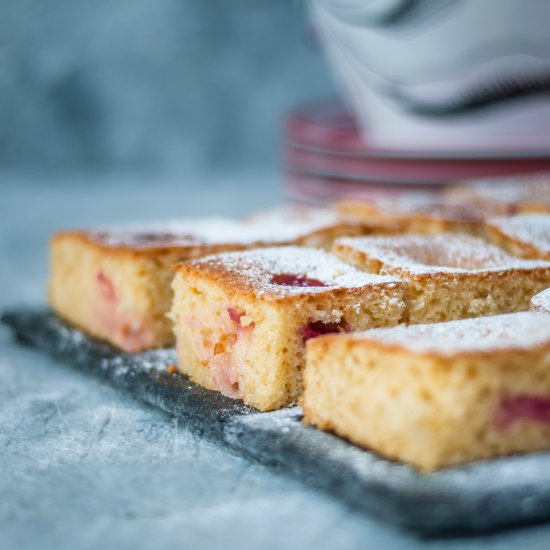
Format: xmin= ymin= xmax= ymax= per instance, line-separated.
xmin=484 ymin=219 xmax=550 ymax=261
xmin=332 ymin=237 xmax=550 ymax=282
xmin=173 ymin=248 xmax=402 ymax=304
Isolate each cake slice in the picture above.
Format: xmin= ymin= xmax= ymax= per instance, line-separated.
xmin=170 ymin=246 xmax=404 ymax=411
xmin=335 ymin=193 xmax=503 ymax=235
xmin=303 ymin=312 xmax=550 ymax=472
xmin=332 ymin=233 xmax=550 ymax=323
xmin=446 ymin=173 xmax=550 ymax=214
xmin=49 ymin=218 xmax=289 ymax=353
xmin=484 ymin=214 xmax=550 ymax=260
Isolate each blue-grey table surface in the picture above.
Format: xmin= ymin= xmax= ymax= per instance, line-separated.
xmin=2 ymin=173 xmax=550 ymax=550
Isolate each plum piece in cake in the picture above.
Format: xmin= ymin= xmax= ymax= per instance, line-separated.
xmin=302 ymin=312 xmax=550 ymax=472
xmin=170 ymin=246 xmax=404 ymax=411
xmin=48 ymin=218 xmax=291 ymax=353
xmin=332 ymin=233 xmax=550 ymax=323
xmin=335 ymin=193 xmax=504 ymax=235
xmin=484 ymin=214 xmax=550 ymax=260
xmin=445 ymin=173 xmax=550 ymax=214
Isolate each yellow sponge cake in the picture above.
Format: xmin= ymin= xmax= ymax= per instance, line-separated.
xmin=170 ymin=246 xmax=404 ymax=411
xmin=303 ymin=312 xmax=550 ymax=472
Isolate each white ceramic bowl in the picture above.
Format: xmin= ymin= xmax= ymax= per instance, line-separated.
xmin=309 ymin=0 xmax=550 ymax=152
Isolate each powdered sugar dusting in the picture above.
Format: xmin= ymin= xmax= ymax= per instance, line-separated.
xmin=337 ymin=233 xmax=550 ymax=275
xmin=89 ymin=218 xmax=260 ymax=248
xmin=489 ymin=214 xmax=550 ymax=255
xmin=457 ymin=174 xmax=550 ymax=205
xmin=86 ymin=207 xmax=349 ymax=249
xmin=351 ymin=312 xmax=550 ymax=355
xmin=194 ymin=246 xmax=400 ymax=296
xmin=244 ymin=206 xmax=350 ymax=242
xmin=531 ymin=288 xmax=550 ymax=314
xmin=372 ymin=193 xmax=498 ymax=221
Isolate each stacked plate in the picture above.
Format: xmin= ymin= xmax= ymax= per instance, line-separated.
xmin=284 ymin=99 xmax=550 ymax=204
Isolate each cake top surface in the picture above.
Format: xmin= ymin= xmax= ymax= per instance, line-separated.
xmin=349 ymin=312 xmax=550 ymax=355
xmin=488 ymin=214 xmax=550 ymax=254
xmin=184 ymin=246 xmax=400 ymax=297
xmin=340 ymin=193 xmax=498 ymax=222
xmin=87 ymin=218 xmax=261 ymax=248
xmin=454 ymin=174 xmax=550 ymax=204
xmin=244 ymin=206 xmax=350 ymax=241
xmin=83 ymin=207 xmax=349 ymax=250
xmin=247 ymin=206 xmax=342 ymax=229
xmin=531 ymin=288 xmax=550 ymax=313
xmin=335 ymin=233 xmax=550 ymax=275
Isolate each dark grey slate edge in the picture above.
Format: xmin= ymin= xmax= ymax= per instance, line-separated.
xmin=0 ymin=308 xmax=255 ymax=441
xmin=224 ymin=411 xmax=550 ymax=534
xmin=4 ymin=308 xmax=550 ymax=535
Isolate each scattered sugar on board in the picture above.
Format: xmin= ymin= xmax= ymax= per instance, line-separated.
xmin=351 ymin=312 xmax=550 ymax=355
xmin=337 ymin=233 xmax=550 ymax=274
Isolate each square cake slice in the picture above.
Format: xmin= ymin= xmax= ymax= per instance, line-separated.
xmin=170 ymin=246 xmax=404 ymax=411
xmin=484 ymin=214 xmax=550 ymax=260
xmin=335 ymin=193 xmax=503 ymax=235
xmin=332 ymin=233 xmax=550 ymax=323
xmin=48 ymin=218 xmax=284 ymax=353
xmin=303 ymin=312 xmax=550 ymax=472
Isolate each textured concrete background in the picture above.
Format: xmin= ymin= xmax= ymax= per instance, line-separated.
xmin=0 ymin=0 xmax=332 ymax=174
xmin=2 ymin=1 xmax=550 ymax=548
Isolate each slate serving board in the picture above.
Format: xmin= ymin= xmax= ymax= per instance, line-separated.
xmin=4 ymin=308 xmax=550 ymax=535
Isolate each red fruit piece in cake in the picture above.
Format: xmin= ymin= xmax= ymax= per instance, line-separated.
xmin=301 ymin=321 xmax=345 ymax=344
xmin=94 ymin=270 xmax=158 ymax=352
xmin=494 ymin=394 xmax=550 ymax=431
xmin=97 ymin=271 xmax=117 ymax=301
xmin=171 ymin=246 xmax=404 ymax=411
xmin=270 ymin=273 xmax=326 ymax=287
